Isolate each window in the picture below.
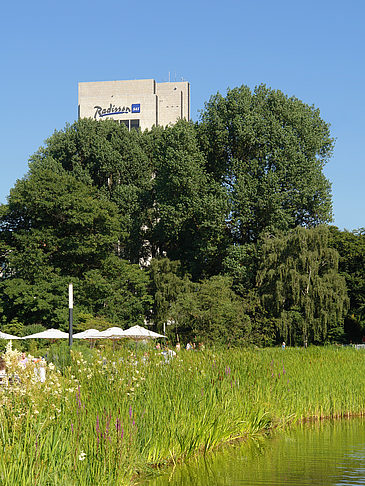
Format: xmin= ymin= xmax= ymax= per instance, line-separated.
xmin=118 ymin=119 xmax=140 ymax=131
xmin=130 ymin=119 xmax=140 ymax=131
xmin=120 ymin=120 xmax=129 ymax=130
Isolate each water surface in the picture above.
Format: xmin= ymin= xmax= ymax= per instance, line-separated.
xmin=143 ymin=418 xmax=365 ymax=485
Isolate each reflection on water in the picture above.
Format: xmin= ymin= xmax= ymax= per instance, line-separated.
xmin=143 ymin=418 xmax=365 ymax=485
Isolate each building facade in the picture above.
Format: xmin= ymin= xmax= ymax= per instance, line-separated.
xmin=78 ymin=79 xmax=190 ymax=131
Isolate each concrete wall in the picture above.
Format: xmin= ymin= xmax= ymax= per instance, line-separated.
xmin=156 ymin=81 xmax=190 ymax=127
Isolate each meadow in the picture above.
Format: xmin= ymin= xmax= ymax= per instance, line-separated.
xmin=1 ymin=342 xmax=365 ymax=485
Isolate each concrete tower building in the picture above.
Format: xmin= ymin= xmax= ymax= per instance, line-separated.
xmin=78 ymin=78 xmax=190 ymax=131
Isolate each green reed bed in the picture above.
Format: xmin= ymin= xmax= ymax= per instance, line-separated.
xmin=1 ymin=344 xmax=365 ymax=485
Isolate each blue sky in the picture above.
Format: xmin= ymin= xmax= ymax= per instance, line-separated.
xmin=1 ymin=0 xmax=364 ymax=231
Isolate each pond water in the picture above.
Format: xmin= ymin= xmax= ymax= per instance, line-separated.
xmin=143 ymin=418 xmax=365 ymax=485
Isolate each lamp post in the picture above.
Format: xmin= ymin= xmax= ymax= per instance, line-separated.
xmin=68 ymin=283 xmax=73 ymax=347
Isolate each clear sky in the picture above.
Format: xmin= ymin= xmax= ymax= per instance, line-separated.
xmin=1 ymin=0 xmax=364 ymax=231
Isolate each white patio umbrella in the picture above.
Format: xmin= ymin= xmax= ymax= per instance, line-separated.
xmin=0 ymin=331 xmax=23 ymax=340
xmin=97 ymin=327 xmax=127 ymax=350
xmin=98 ymin=327 xmax=126 ymax=339
xmin=122 ymin=325 xmax=165 ymax=340
xmin=73 ymin=328 xmax=103 ymax=348
xmin=73 ymin=329 xmax=102 ymax=339
xmin=23 ymin=328 xmax=69 ymax=339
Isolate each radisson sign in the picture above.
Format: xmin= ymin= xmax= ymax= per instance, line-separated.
xmin=94 ymin=103 xmax=141 ymax=119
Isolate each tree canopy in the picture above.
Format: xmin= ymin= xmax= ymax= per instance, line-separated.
xmin=257 ymin=226 xmax=349 ymax=344
xmin=198 ymin=84 xmax=334 ymax=243
xmin=328 ymin=226 xmax=365 ymax=340
xmin=1 ymin=84 xmax=361 ymax=346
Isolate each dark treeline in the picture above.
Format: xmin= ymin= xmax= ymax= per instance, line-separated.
xmin=0 ymin=85 xmax=364 ymax=346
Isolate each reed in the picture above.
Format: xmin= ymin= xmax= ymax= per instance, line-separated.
xmin=1 ymin=344 xmax=365 ymax=485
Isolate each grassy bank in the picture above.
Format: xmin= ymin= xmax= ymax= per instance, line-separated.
xmin=1 ymin=344 xmax=365 ymax=485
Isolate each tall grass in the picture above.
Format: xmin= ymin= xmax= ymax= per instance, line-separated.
xmin=1 ymin=344 xmax=365 ymax=485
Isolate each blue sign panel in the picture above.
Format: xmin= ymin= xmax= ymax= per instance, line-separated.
xmin=131 ymin=104 xmax=141 ymax=113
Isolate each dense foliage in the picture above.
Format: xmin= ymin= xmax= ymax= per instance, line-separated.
xmin=257 ymin=226 xmax=349 ymax=344
xmin=0 ymin=84 xmax=363 ymax=344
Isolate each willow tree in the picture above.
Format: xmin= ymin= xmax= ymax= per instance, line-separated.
xmin=256 ymin=226 xmax=349 ymax=344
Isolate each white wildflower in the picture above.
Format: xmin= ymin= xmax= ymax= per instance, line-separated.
xmin=78 ymin=451 xmax=86 ymax=461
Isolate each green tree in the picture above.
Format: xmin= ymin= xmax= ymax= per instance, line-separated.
xmin=29 ymin=118 xmax=153 ymax=262
xmin=256 ymin=226 xmax=349 ymax=344
xmin=172 ymin=275 xmax=256 ymax=345
xmin=78 ymin=256 xmax=153 ymax=328
xmin=75 ymin=313 xmax=114 ymax=332
xmin=328 ymin=226 xmax=365 ymax=341
xmin=0 ymin=318 xmax=26 ymax=337
xmin=0 ymin=160 xmax=121 ymax=328
xmin=198 ymin=84 xmax=334 ymax=243
xmin=0 ymin=159 xmax=120 ymax=279
xmin=0 ymin=274 xmax=72 ymax=328
xmin=148 ymin=257 xmax=192 ymax=332
xmin=148 ymin=121 xmax=229 ymax=278
xmin=222 ymin=243 xmax=257 ymax=293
